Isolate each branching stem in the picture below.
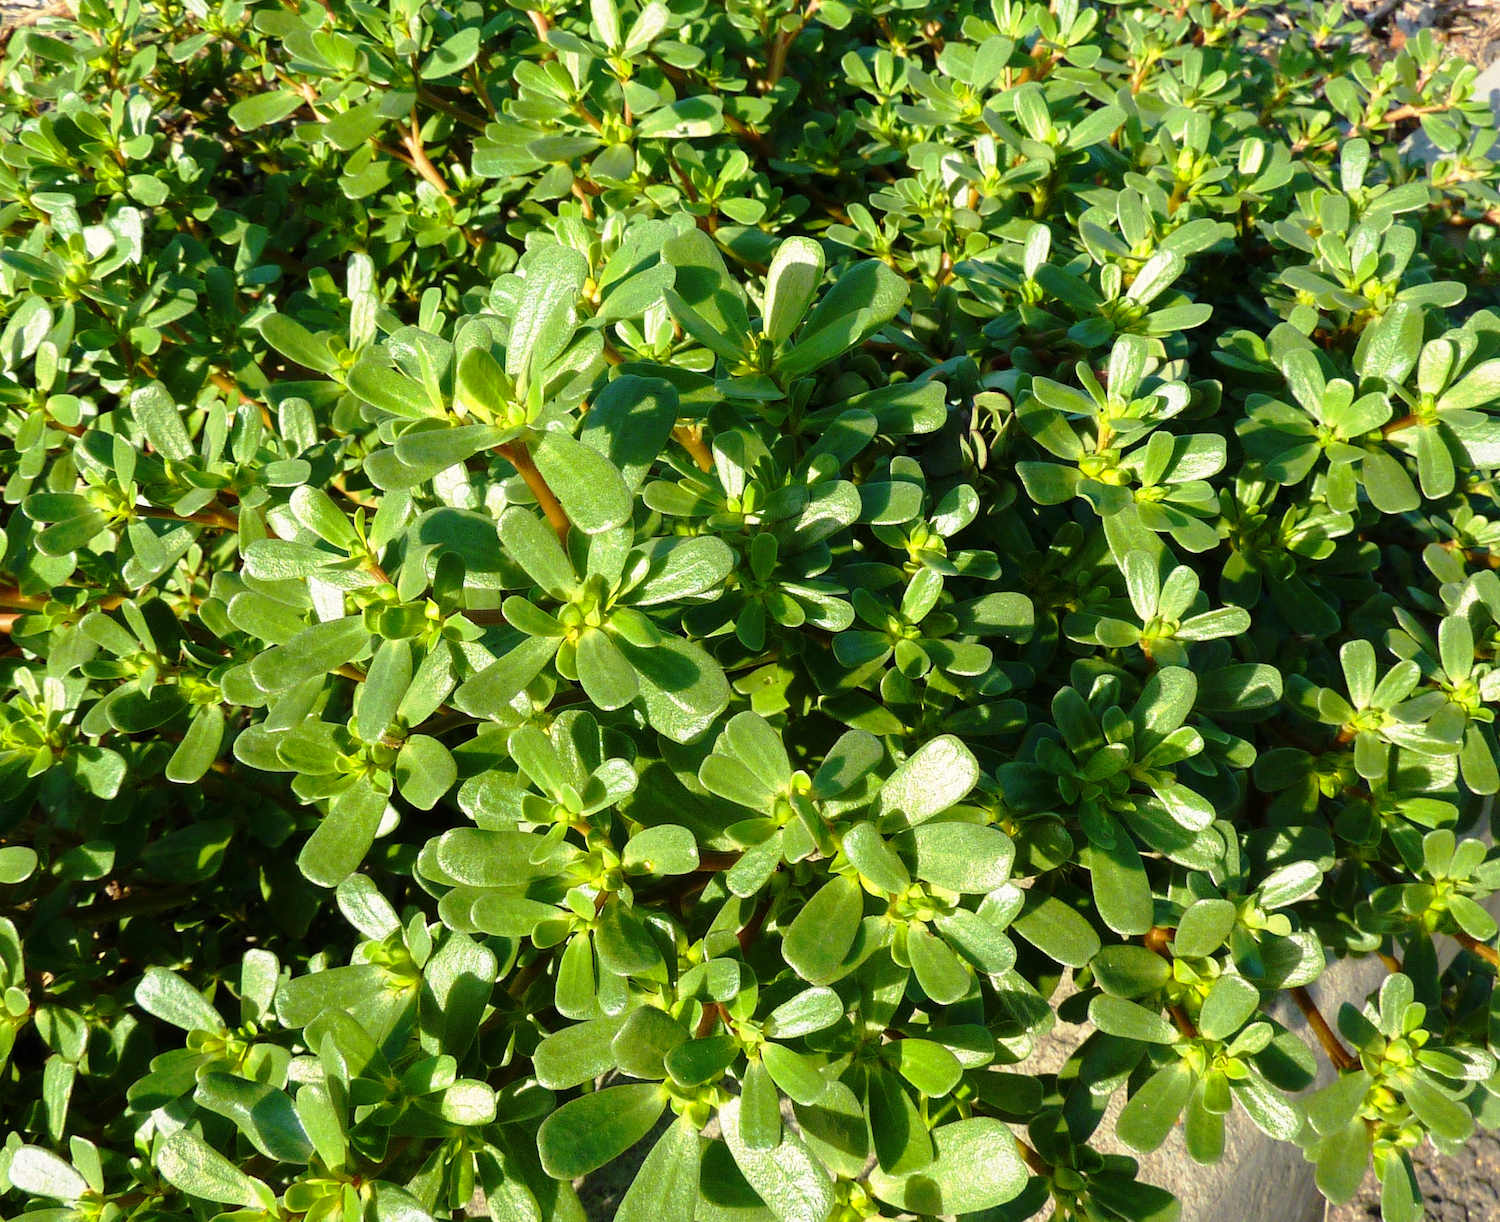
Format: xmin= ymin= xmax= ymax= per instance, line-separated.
xmin=1455 ymin=930 xmax=1499 ymax=968
xmin=1291 ymin=986 xmax=1358 ymax=1071
xmin=672 ymin=424 xmax=715 ymax=473
xmin=499 ymin=441 xmax=571 ymax=539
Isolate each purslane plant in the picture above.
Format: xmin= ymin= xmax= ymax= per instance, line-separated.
xmin=3 ymin=2 xmax=1500 ymax=1222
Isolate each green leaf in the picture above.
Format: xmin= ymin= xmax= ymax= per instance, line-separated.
xmin=579 ymin=376 xmax=678 ymax=492
xmin=1314 ymin=1119 xmax=1372 ymax=1205
xmin=7 ymin=1147 xmax=89 ymax=1201
xmin=617 ymin=635 xmax=729 ymax=744
xmin=228 ymin=90 xmax=304 ymax=131
xmin=1088 ymin=996 xmax=1179 ymax=1044
xmin=537 ymin=1083 xmax=667 ymax=1179
xmin=1132 ymin=667 xmax=1197 ymax=755
xmin=251 ymin=616 xmax=369 ymax=693
xmin=532 ymin=431 xmax=633 ymax=534
xmin=394 ymin=735 xmax=456 ymax=810
xmin=1172 ymin=899 xmax=1237 ymax=958
xmin=1197 ymin=974 xmax=1260 ymax=1040
xmin=790 ymin=260 xmax=908 ymax=372
xmin=873 ymin=735 xmax=980 ymax=831
xmin=719 ymin=1097 xmax=836 ymax=1222
xmin=897 ymin=823 xmax=1014 ymax=893
xmin=766 ymin=987 xmax=843 ymax=1039
xmin=615 ymin=1118 xmax=701 ymax=1222
xmin=907 ymin=925 xmax=970 ymax=1004
xmin=431 ymin=828 xmax=558 ymax=887
xmin=576 ymin=628 xmax=640 ymax=710
xmin=1305 ymin=1070 xmax=1372 ymax=1136
xmin=723 ymin=711 xmax=792 ymax=791
xmin=613 ymin=1006 xmax=688 ymax=1079
xmin=635 ymin=95 xmax=723 ymax=139
xmin=1230 ymin=1068 xmax=1300 ymax=1141
xmin=423 ymin=26 xmax=481 ymax=77
xmin=783 ymin=876 xmax=864 ymax=985
xmin=508 ymin=245 xmax=589 ymax=384
xmin=165 ymin=705 xmax=226 ymax=785
xmin=1010 ymin=893 xmax=1101 ymax=967
xmin=1081 ymin=826 xmax=1153 ymax=936
xmin=739 ymin=1058 xmax=783 ymax=1150
xmin=130 ymin=381 xmax=194 ymax=461
xmin=295 ymin=1084 xmax=348 ymax=1172
xmin=623 ymin=825 xmax=699 ymax=875
xmin=395 ymin=423 xmax=506 ymax=472
xmin=0 ymin=846 xmax=38 ymax=884
xmin=157 ymin=1131 xmax=269 ymax=1209
xmin=761 ymin=1042 xmax=827 ymax=1106
xmin=812 ymin=730 xmax=884 ymax=798
xmin=1402 ymin=1071 xmax=1473 ymax=1142
xmin=1361 ymin=449 xmax=1420 ymax=513
xmin=194 ymin=1075 xmax=313 ymax=1163
xmin=1437 ymin=358 xmax=1500 ymax=411
xmin=322 ymin=101 xmax=386 ymax=150
xmin=595 ymin=899 xmax=664 ymax=976
xmin=665 ymin=1034 xmax=739 ymax=1086
xmin=866 ymin=1118 xmax=1027 ymax=1214
xmin=890 ymin=1038 xmax=962 ymax=1096
xmin=1092 ymin=945 xmax=1172 ymax=999
xmin=842 ymin=822 xmax=910 ymax=894
xmin=297 ymin=776 xmax=388 ymax=888
xmin=356 ymin=639 xmax=413 ymax=738
xmin=1116 ymin=1062 xmax=1195 ymax=1153
xmin=135 ymin=968 xmax=225 ymax=1033
xmin=868 ymin=1066 xmax=931 ymax=1176
xmin=456 ymin=634 xmax=563 ymax=715
xmin=261 ymin=314 xmax=338 ymax=374
xmin=534 ymin=1014 xmax=628 ymax=1089
xmin=763 ymin=237 xmax=825 ymax=344
xmin=1380 ymin=1150 xmax=1422 ymax=1222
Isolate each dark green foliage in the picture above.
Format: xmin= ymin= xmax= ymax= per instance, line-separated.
xmin=2 ymin=1 xmax=1500 ymax=1221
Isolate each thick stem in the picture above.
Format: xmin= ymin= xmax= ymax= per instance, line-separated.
xmin=413 ymin=711 xmax=480 ymax=737
xmin=139 ymin=505 xmax=238 ymax=531
xmin=500 ymin=441 xmax=571 ymax=540
xmin=722 ymin=112 xmax=775 ymax=159
xmin=207 ymin=370 xmax=274 ymax=428
xmin=737 ymin=891 xmax=773 ymax=954
xmin=525 ymin=8 xmax=550 ymax=38
xmin=1291 ymin=986 xmax=1358 ymax=1071
xmin=461 ymin=608 xmax=509 ymax=626
xmin=403 ymin=106 xmax=456 ymax=205
xmin=1168 ymin=1004 xmax=1199 ymax=1039
xmin=1454 ymin=930 xmax=1500 ymax=968
xmin=373 ymin=138 xmax=418 ymax=169
xmin=507 ymin=953 xmax=549 ymax=999
xmin=74 ymin=885 xmax=198 ymax=927
xmin=763 ymin=0 xmax=818 ymax=89
xmin=570 ymin=178 xmax=596 ymax=220
xmin=672 ymin=423 xmax=715 ymax=473
xmin=1015 ymin=1137 xmax=1051 ymax=1176
xmin=416 ymin=84 xmax=488 ymax=132
xmin=1140 ymin=927 xmax=1196 ymax=1036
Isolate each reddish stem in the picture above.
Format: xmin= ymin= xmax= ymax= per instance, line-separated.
xmin=1291 ymin=986 xmax=1358 ymax=1071
xmin=499 ymin=441 xmax=570 ymax=540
